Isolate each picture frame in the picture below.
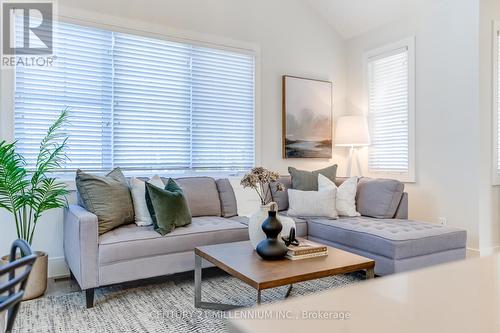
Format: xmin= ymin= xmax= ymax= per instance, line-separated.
xmin=282 ymin=75 xmax=333 ymax=159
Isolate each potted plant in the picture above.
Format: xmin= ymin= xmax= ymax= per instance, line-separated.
xmin=0 ymin=110 xmax=69 ymax=300
xmin=240 ymin=167 xmax=294 ymax=249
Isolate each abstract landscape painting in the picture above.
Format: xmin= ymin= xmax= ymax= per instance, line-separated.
xmin=282 ymin=76 xmax=332 ymax=158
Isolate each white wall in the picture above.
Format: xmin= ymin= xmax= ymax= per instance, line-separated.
xmin=0 ymin=0 xmax=348 ymax=276
xmin=478 ymin=0 xmax=500 ymax=253
xmin=346 ymin=0 xmax=483 ymax=249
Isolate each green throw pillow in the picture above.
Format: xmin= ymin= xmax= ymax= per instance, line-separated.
xmin=145 ymin=179 xmax=192 ymax=235
xmin=288 ymin=165 xmax=337 ymax=191
xmin=76 ymin=168 xmax=135 ymax=235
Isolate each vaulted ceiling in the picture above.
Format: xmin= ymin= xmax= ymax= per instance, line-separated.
xmin=304 ymin=0 xmax=418 ymax=39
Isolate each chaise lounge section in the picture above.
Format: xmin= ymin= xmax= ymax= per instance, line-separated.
xmin=64 ymin=176 xmax=466 ymax=307
xmin=307 ymin=217 xmax=466 ymax=276
xmin=274 ymin=176 xmax=467 ymax=276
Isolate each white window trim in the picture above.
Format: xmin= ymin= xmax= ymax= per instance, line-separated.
xmin=0 ymin=14 xmax=262 ymax=172
xmin=363 ymin=37 xmax=416 ymax=183
xmin=492 ymin=22 xmax=500 ymax=185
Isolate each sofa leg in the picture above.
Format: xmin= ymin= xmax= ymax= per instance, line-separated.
xmin=85 ymin=288 xmax=95 ymax=308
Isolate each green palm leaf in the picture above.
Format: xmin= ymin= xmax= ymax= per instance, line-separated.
xmin=0 ymin=109 xmax=70 ymax=245
xmin=0 ymin=141 xmax=29 ymax=212
xmin=31 ymin=108 xmax=69 ymax=186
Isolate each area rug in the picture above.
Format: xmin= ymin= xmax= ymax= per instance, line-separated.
xmin=13 ymin=270 xmax=365 ymax=333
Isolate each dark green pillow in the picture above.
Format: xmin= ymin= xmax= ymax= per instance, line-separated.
xmin=76 ymin=168 xmax=134 ymax=235
xmin=145 ymin=183 xmax=158 ymax=229
xmin=145 ymin=179 xmax=192 ymax=235
xmin=288 ymin=165 xmax=337 ymax=191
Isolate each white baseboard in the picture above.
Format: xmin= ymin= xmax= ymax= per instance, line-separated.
xmin=467 ymin=246 xmax=500 ymax=258
xmin=48 ymin=256 xmax=69 ymax=278
xmin=479 ymin=246 xmax=500 ymax=256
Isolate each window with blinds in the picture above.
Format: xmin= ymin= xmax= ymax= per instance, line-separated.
xmin=14 ymin=20 xmax=255 ymax=173
xmin=15 ymin=22 xmax=113 ymax=171
xmin=367 ymin=40 xmax=414 ymax=180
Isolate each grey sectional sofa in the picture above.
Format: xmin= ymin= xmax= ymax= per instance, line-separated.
xmin=64 ymin=176 xmax=466 ymax=308
xmin=274 ymin=176 xmax=467 ymax=277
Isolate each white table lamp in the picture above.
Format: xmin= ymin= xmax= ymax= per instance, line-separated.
xmin=335 ymin=115 xmax=370 ymax=176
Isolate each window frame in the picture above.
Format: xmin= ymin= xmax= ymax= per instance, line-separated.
xmin=492 ymin=22 xmax=500 ymax=185
xmin=363 ymin=37 xmax=416 ymax=183
xmin=1 ymin=15 xmax=261 ymax=176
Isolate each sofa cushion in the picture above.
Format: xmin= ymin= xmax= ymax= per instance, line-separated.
xmin=356 ymin=178 xmax=404 ymax=218
xmin=288 ymin=165 xmax=337 ymax=191
xmin=268 ymin=175 xmax=346 ymax=212
xmin=173 ymin=177 xmax=222 ymax=217
xmin=99 ymin=216 xmax=249 ymax=265
xmin=287 ymin=188 xmax=338 ymax=219
xmin=307 ymin=217 xmax=467 ymax=260
xmin=216 ymin=179 xmax=238 ymax=217
xmin=76 ymin=168 xmax=134 ymax=235
xmin=265 ymin=175 xmax=292 ymax=211
xmin=130 ymin=176 xmax=164 ymax=227
xmin=318 ymin=175 xmax=360 ymax=217
xmin=143 ymin=176 xmax=166 ymax=227
xmin=146 ymin=179 xmax=192 ymax=235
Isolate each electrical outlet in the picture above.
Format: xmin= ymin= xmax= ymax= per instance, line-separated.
xmin=438 ymin=217 xmax=447 ymax=225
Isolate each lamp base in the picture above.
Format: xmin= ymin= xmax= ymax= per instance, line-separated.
xmin=346 ymin=146 xmax=363 ymax=177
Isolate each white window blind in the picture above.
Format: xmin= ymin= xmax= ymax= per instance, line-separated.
xmin=14 ymin=20 xmax=255 ymax=172
xmin=112 ymin=33 xmax=192 ymax=170
xmin=15 ymin=21 xmax=113 ymax=170
xmin=191 ymin=47 xmax=255 ymax=169
xmin=367 ymin=47 xmax=410 ymax=174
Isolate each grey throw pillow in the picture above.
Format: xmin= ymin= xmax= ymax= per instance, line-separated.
xmin=264 ymin=175 xmax=292 ymax=211
xmin=356 ymin=177 xmax=404 ymax=218
xmin=215 ymin=179 xmax=238 ymax=218
xmin=76 ymin=168 xmax=135 ymax=235
xmin=288 ymin=165 xmax=337 ymax=191
xmin=175 ymin=177 xmax=222 ymax=217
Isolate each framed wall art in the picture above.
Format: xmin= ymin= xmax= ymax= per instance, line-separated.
xmin=282 ymin=75 xmax=332 ymax=158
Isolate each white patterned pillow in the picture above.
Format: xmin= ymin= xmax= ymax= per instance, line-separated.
xmin=130 ymin=175 xmax=164 ymax=226
xmin=287 ymin=188 xmax=338 ymax=219
xmin=318 ymin=174 xmax=360 ymax=217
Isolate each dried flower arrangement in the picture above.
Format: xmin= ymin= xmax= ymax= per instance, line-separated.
xmin=240 ymin=167 xmax=285 ymax=205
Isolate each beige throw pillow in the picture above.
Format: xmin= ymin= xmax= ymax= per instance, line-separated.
xmin=130 ymin=175 xmax=164 ymax=226
xmin=318 ymin=174 xmax=360 ymax=217
xmin=287 ymin=188 xmax=338 ymax=219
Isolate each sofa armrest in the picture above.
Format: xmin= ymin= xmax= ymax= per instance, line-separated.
xmin=63 ymin=204 xmax=99 ymax=290
xmin=394 ymin=192 xmax=408 ymax=219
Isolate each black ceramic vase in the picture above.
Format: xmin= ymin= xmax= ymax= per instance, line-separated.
xmin=256 ymin=210 xmax=288 ymax=260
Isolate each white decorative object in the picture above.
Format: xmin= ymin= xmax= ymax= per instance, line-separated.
xmin=130 ymin=175 xmax=164 ymax=226
xmin=318 ymin=174 xmax=360 ymax=217
xmin=248 ymin=203 xmax=273 ymax=249
xmin=241 ymin=167 xmax=288 ymax=249
xmin=287 ymin=188 xmax=338 ymax=219
xmin=278 ymin=214 xmax=296 ymax=238
xmin=248 ymin=202 xmax=296 ymax=249
xmin=335 ymin=115 xmax=370 ymax=176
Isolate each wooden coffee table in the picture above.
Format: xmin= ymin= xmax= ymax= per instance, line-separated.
xmin=194 ymin=240 xmax=375 ymax=310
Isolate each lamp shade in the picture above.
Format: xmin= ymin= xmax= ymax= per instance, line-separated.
xmin=335 ymin=115 xmax=370 ymax=147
